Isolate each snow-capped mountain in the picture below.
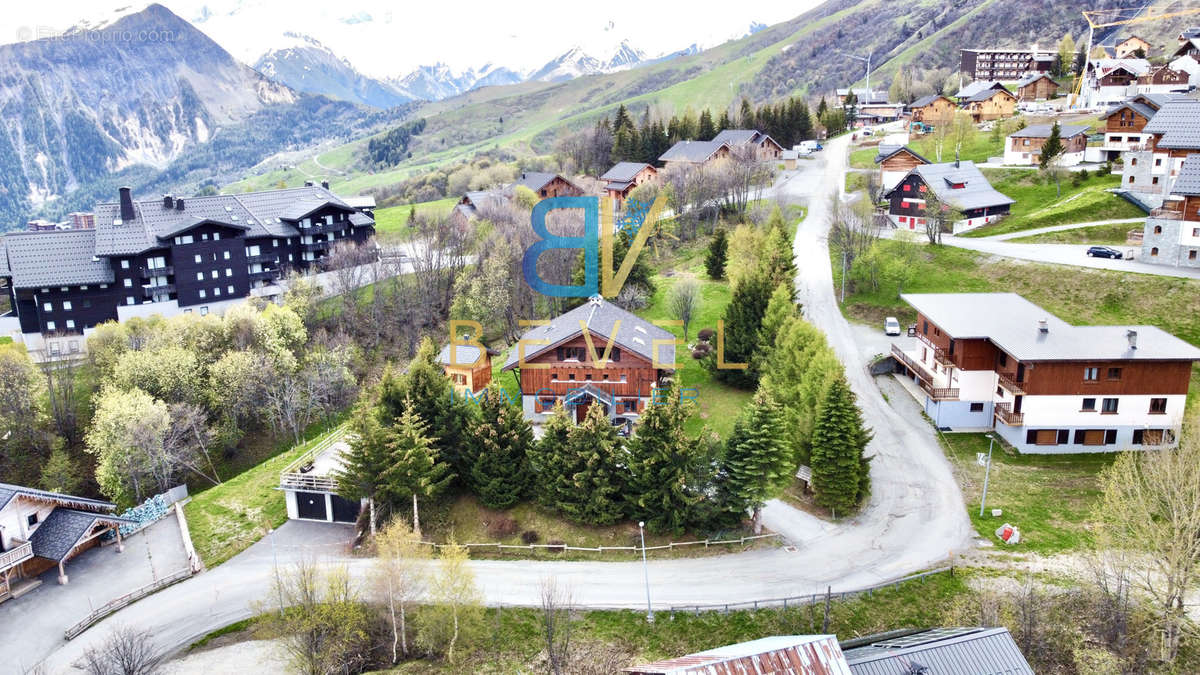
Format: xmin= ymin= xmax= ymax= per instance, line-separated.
xmin=527 ymin=40 xmax=650 ymax=83
xmin=254 ymin=33 xmax=412 ymax=108
xmin=391 ymin=63 xmax=480 ymax=101
xmin=604 ymin=40 xmax=648 ymax=72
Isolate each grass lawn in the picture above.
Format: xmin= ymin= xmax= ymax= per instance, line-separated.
xmin=849 ymin=146 xmax=877 ymax=169
xmin=373 ymin=198 xmax=459 ymax=242
xmin=940 ymin=432 xmax=1113 ymax=554
xmin=961 ymin=170 xmax=1144 ymax=238
xmin=1008 ymin=222 xmax=1139 ymax=246
xmin=845 ymin=171 xmax=869 ymax=194
xmin=908 ymin=128 xmax=1004 ymax=165
xmin=184 ymin=423 xmax=346 ymax=567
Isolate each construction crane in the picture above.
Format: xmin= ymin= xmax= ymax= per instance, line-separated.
xmin=1072 ymin=5 xmax=1200 ymax=107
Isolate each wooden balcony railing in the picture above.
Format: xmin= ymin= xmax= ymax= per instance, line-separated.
xmin=915 ymin=333 xmax=953 ymax=366
xmin=1149 ymin=207 xmax=1184 ymax=220
xmin=891 ymin=345 xmax=959 ymax=401
xmin=995 ymin=402 xmax=1025 ymax=426
xmin=996 ymin=372 xmax=1026 ymax=395
xmin=0 ymin=539 xmax=32 ymax=572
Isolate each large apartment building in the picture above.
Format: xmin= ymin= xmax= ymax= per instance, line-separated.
xmin=0 ymin=183 xmax=376 ymax=356
xmin=892 ymin=293 xmax=1200 ymax=453
xmin=959 ymin=46 xmax=1055 ymax=81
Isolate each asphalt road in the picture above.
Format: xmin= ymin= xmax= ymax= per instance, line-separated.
xmin=943 ymin=235 xmax=1200 ymax=280
xmin=35 ymin=135 xmax=973 ymax=674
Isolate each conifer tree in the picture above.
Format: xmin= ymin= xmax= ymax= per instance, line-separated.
xmin=739 ymin=98 xmax=754 ymax=128
xmin=720 ymin=389 xmax=791 ymax=532
xmin=760 ymin=215 xmax=797 ymax=293
xmin=626 ymin=384 xmax=706 ymax=534
xmin=705 ymin=228 xmax=728 ymax=279
xmin=468 ymin=384 xmax=534 ymax=509
xmin=708 ymin=272 xmax=772 ymax=388
xmin=816 ymin=97 xmax=828 ymax=119
xmin=698 ymin=109 xmax=716 ymax=140
xmin=337 ymin=395 xmax=392 ymax=535
xmin=559 ymin=403 xmax=626 ymax=525
xmin=380 ymin=398 xmax=455 ymax=534
xmin=809 ymin=377 xmax=873 ymax=515
xmin=754 ymin=284 xmax=797 ymax=376
xmin=717 ymin=109 xmax=732 ymax=132
xmin=760 ymin=317 xmax=839 ymax=466
xmin=527 ymin=403 xmax=574 ymax=509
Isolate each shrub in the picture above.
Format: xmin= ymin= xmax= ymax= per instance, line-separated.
xmin=1078 ymin=168 xmax=1090 ymax=181
xmin=486 ymin=515 xmax=519 ymax=538
xmin=692 ymin=343 xmax=713 ymax=360
xmin=520 ymin=530 xmax=540 ymax=544
xmin=697 ymin=328 xmax=715 ymax=343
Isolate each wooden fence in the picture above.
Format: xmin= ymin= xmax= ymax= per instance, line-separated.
xmin=667 ymin=566 xmax=954 ymax=613
xmin=64 ymin=567 xmax=193 ymax=640
xmin=414 ymin=533 xmax=781 ymax=555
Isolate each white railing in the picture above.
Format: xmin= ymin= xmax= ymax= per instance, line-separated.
xmin=279 ymin=426 xmax=347 ymax=493
xmin=0 ymin=539 xmax=32 ymax=572
xmin=413 ymin=533 xmax=781 ymax=555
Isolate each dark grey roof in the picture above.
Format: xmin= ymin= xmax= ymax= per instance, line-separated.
xmin=901 ymin=293 xmax=1200 ymax=361
xmin=2 ymin=230 xmax=114 ymax=289
xmin=965 ymin=87 xmax=1014 ymax=103
xmin=502 ymin=297 xmax=676 ymax=370
xmin=0 ymin=482 xmax=118 ymax=513
xmin=1144 ymin=99 xmax=1200 ymax=149
xmin=463 ymin=190 xmax=508 ymax=210
xmin=93 ymin=185 xmax=367 ymax=256
xmin=836 ymin=88 xmax=889 ymax=104
xmin=659 ymin=140 xmax=728 ymax=163
xmin=711 ymin=129 xmax=780 ymax=149
xmin=601 ymin=162 xmax=654 ymax=182
xmin=1173 ymin=155 xmax=1200 ymax=196
xmin=1015 ymin=72 xmax=1054 ymax=88
xmin=875 ymin=145 xmax=931 ymax=165
xmin=1100 ymin=100 xmax=1159 ymax=121
xmin=843 ymin=627 xmax=1033 ymax=675
xmin=955 ymin=81 xmax=1003 ymax=99
xmin=513 ymin=172 xmax=574 ymax=193
xmin=910 ymin=94 xmax=949 ymax=108
xmin=1009 ymin=124 xmax=1090 ymax=139
xmin=29 ymin=508 xmax=133 ymax=562
xmin=889 ymin=161 xmax=1014 ymax=211
xmin=437 ymin=343 xmax=487 ymax=368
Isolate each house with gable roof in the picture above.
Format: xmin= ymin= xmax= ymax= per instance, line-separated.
xmin=883 ymin=159 xmax=1014 ymax=233
xmin=600 ymin=162 xmax=657 ymax=209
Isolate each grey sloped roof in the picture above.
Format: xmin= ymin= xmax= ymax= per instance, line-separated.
xmin=659 ymin=139 xmax=728 ymax=163
xmin=513 ymin=172 xmax=575 ymax=193
xmin=890 ymin=161 xmax=1014 ymax=211
xmin=901 ymin=293 xmax=1200 ymax=361
xmin=965 ymin=87 xmax=1014 ymax=103
xmin=93 ymin=185 xmax=368 ymax=256
xmin=844 ymin=627 xmax=1033 ymax=675
xmin=955 ymin=81 xmax=1003 ymax=99
xmin=1009 ymin=124 xmax=1090 ymax=139
xmin=437 ymin=343 xmax=486 ymax=368
xmin=909 ymin=94 xmax=949 ymax=108
xmin=1144 ymin=99 xmax=1200 ymax=149
xmin=0 ymin=482 xmax=118 ymax=514
xmin=3 ymin=230 xmax=114 ymax=288
xmin=601 ymin=162 xmax=654 ymax=182
xmin=29 ymin=508 xmax=134 ymax=562
xmin=1015 ymin=72 xmax=1054 ymax=88
xmin=875 ymin=145 xmax=930 ymax=165
xmin=502 ymin=297 xmax=676 ymax=371
xmin=712 ymin=129 xmax=759 ymax=145
xmin=1099 ymin=100 xmax=1159 ymax=121
xmin=1173 ymin=155 xmax=1200 ymax=196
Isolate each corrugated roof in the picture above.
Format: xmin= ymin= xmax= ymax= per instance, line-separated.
xmin=3 ymin=230 xmax=114 ymax=288
xmin=902 ymin=293 xmax=1200 ymax=362
xmin=626 ymin=635 xmax=851 ymax=674
xmin=843 ymin=627 xmax=1033 ymax=675
xmin=659 ymin=140 xmax=729 ymax=163
xmin=888 ymin=161 xmax=1014 ymax=212
xmin=1144 ymin=99 xmax=1200 ymax=150
xmin=1172 ymin=154 xmax=1200 ymax=196
xmin=502 ymin=297 xmax=676 ymax=371
xmin=1008 ymin=124 xmax=1090 ymax=139
xmin=601 ymin=162 xmax=654 ymax=183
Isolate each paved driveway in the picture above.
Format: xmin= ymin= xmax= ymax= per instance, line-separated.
xmin=1 ymin=515 xmax=189 ymax=673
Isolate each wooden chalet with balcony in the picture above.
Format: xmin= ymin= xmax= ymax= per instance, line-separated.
xmin=961 ymin=87 xmax=1017 ymax=123
xmin=1142 ymin=154 xmax=1200 ymax=268
xmin=0 ymin=483 xmax=136 ymax=601
xmin=438 ymin=343 xmax=495 ymax=396
xmin=1015 ymin=72 xmax=1059 ymax=101
xmin=600 ymin=162 xmax=658 ymax=209
xmin=512 ymin=172 xmax=583 ymax=200
xmin=892 ymin=293 xmax=1200 ymax=453
xmin=502 ymin=296 xmax=676 ymax=423
xmin=908 ymin=94 xmax=956 ymax=126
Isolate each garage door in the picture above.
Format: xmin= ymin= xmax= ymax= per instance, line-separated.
xmin=296 ymin=492 xmax=327 ymax=520
xmin=331 ymin=495 xmax=360 ymax=523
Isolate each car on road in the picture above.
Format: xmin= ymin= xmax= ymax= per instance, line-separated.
xmin=611 ymin=416 xmax=633 ymax=437
xmin=884 ymin=317 xmax=902 ymax=336
xmin=1086 ymin=246 xmax=1125 ymax=259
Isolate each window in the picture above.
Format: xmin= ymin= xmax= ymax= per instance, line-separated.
xmin=1084 ymin=367 xmax=1099 ymax=381
xmin=225 ymin=268 xmax=233 ymax=277
xmin=43 ymin=302 xmax=52 ymax=312
xmin=199 ymin=290 xmax=206 ymax=299
xmin=27 ymin=513 xmax=38 ymax=527
xmin=1129 ymin=176 xmax=1135 ymax=184
xmin=1027 ymin=429 xmax=1066 ymax=445
xmin=1075 ymin=429 xmax=1109 ymax=445
xmin=200 ymin=307 xmax=209 ymax=316
xmin=1155 ymin=158 xmax=1162 ymax=167
xmin=123 ymin=278 xmax=132 ymax=288
xmin=62 ymin=301 xmax=72 ymax=311
xmin=970 ymin=402 xmax=984 ymax=412
xmin=66 ymin=320 xmax=75 ymax=330
xmin=121 ymin=259 xmax=130 ymax=269
xmin=46 ymin=321 xmax=56 ymax=331
xmin=1152 ymin=177 xmax=1159 ymax=185
xmin=1149 ymin=398 xmax=1167 ymax=414
xmin=82 ymin=300 xmax=91 ymax=309
xmin=1151 ymin=247 xmax=1159 ymax=256
xmin=1154 ymin=225 xmax=1163 ymax=234
xmin=998 ymin=352 xmax=1007 ymax=367
xmin=273 ymin=240 xmax=279 ymax=247
xmin=201 ymin=233 xmax=209 ymax=240
xmin=213 ymin=233 xmax=220 ymax=241
xmin=1082 ymin=398 xmax=1096 ymax=411
xmin=1102 ymin=398 xmax=1119 ymax=414
xmin=214 ymin=287 xmax=222 ymax=297
xmin=210 ymin=270 xmax=218 ymax=279
xmin=1106 ymin=367 xmax=1122 ymax=380
xmin=126 ymin=297 xmax=135 ymax=305
xmin=1191 ymin=250 xmax=1198 ymax=261
xmin=903 ymin=184 xmax=911 ymax=191
xmin=194 ymin=254 xmax=202 ymax=263
xmin=180 ymin=235 xmax=194 ymax=245
xmin=227 ymin=285 xmax=235 ymax=294
xmin=223 ymin=251 xmax=231 ymax=260
xmin=1130 ymin=157 xmax=1137 ymax=165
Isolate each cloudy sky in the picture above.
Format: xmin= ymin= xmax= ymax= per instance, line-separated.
xmin=7 ymin=1 xmax=821 ymax=78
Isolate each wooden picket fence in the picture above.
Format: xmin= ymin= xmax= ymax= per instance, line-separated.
xmin=64 ymin=567 xmax=193 ymax=640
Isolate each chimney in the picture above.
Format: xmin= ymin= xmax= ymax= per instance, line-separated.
xmin=1127 ymin=329 xmax=1138 ymax=350
xmin=163 ymin=194 xmax=174 ymax=209
xmin=321 ymin=180 xmax=330 ymax=190
xmin=175 ymin=197 xmax=185 ymax=211
xmin=1038 ymin=319 xmax=1049 ymax=333
xmin=118 ymin=186 xmax=135 ymax=222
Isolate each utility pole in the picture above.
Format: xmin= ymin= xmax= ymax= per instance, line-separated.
xmin=979 ymin=434 xmax=995 ymax=517
xmin=840 ymin=251 xmax=847 ymax=304
xmin=638 ymin=521 xmax=654 ymax=623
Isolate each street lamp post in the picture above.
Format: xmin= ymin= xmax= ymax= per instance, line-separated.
xmin=638 ymin=521 xmax=654 ymax=623
xmin=979 ymin=434 xmax=995 ymax=517
xmin=269 ymin=526 xmax=284 ymax=617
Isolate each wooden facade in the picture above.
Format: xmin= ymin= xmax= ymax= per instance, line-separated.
xmin=910 ymin=96 xmax=956 ymax=125
xmin=964 ymin=89 xmax=1017 ymax=122
xmin=1017 ymin=75 xmax=1058 ymax=100
xmin=605 ymin=165 xmax=658 ymax=208
xmin=1105 ymin=106 xmax=1151 ymax=134
xmin=879 ymin=149 xmax=927 ymax=175
xmin=1115 ymin=36 xmax=1151 ymax=59
xmin=1139 ymin=65 xmax=1189 ymax=86
xmin=517 ymin=334 xmax=666 ymax=421
xmin=442 ymin=354 xmax=493 ymax=396
xmin=534 ymin=176 xmax=582 ymax=199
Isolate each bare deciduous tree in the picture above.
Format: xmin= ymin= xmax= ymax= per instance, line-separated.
xmin=373 ymin=518 xmax=430 ymax=663
xmin=667 ymin=278 xmax=701 ymax=341
xmin=540 ymin=577 xmax=574 ymax=675
xmin=827 ymin=192 xmax=879 ymax=269
xmin=41 ymin=348 xmax=80 ymax=445
xmin=163 ymin=402 xmax=221 ymax=486
xmin=77 ymin=625 xmax=158 ymax=675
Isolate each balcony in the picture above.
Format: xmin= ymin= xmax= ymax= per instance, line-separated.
xmin=891 ymin=344 xmax=959 ymax=401
xmin=246 ymin=253 xmax=278 ymax=264
xmin=298 ymin=220 xmax=348 ymax=235
xmin=142 ymin=284 xmax=175 ymax=298
xmin=0 ymin=539 xmax=32 ymax=572
xmin=995 ymin=402 xmax=1025 ymax=426
xmin=249 ymin=269 xmax=280 ymax=282
xmin=301 ymin=241 xmax=330 ymax=253
xmin=996 ymin=372 xmax=1026 ymax=395
xmin=1149 ymin=206 xmax=1184 ymax=220
xmin=140 ymin=266 xmax=173 ymax=279
xmin=916 ymin=333 xmax=953 ymax=367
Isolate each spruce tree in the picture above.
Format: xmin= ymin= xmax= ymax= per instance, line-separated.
xmin=809 ymin=377 xmax=873 ymax=515
xmin=559 ymin=403 xmax=626 ymax=525
xmin=625 ymin=384 xmax=706 ymax=534
xmin=705 ymin=228 xmax=729 ymax=279
xmin=337 ymin=395 xmax=392 ymax=534
xmin=739 ymin=98 xmax=754 ymax=128
xmin=760 ymin=317 xmax=839 ymax=466
xmin=708 ymin=272 xmax=772 ymax=388
xmin=717 ymin=110 xmax=732 ymax=132
xmin=380 ymin=397 xmax=456 ymax=534
xmin=760 ymin=216 xmax=797 ymax=293
xmin=469 ymin=385 xmax=534 ymax=509
xmin=527 ymin=403 xmax=574 ymax=509
xmin=754 ymin=284 xmax=797 ymax=376
xmin=719 ymin=389 xmax=791 ymax=531
xmin=698 ymin=109 xmax=716 ymax=140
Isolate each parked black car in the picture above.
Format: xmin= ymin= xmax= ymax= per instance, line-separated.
xmin=1086 ymin=246 xmax=1124 ymax=259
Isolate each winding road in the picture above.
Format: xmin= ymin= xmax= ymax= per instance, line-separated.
xmin=34 ymin=135 xmax=973 ymax=673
